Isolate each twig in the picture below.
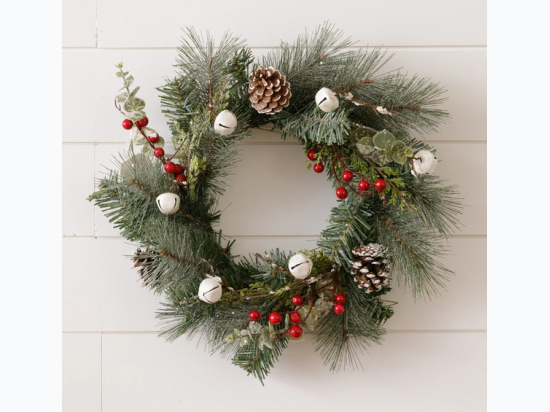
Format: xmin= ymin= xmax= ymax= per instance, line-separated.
xmin=360 ymin=152 xmax=414 ymax=212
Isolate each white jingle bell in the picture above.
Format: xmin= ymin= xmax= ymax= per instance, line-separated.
xmin=315 ymin=88 xmax=339 ymax=113
xmin=214 ymin=110 xmax=238 ymax=135
xmin=198 ymin=276 xmax=223 ymax=304
xmin=288 ymin=253 xmax=313 ymax=280
xmin=412 ymin=150 xmax=438 ymax=175
xmin=156 ymin=192 xmax=180 ymax=215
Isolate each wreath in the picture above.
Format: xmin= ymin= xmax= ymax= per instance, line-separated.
xmin=90 ymin=24 xmax=461 ymax=383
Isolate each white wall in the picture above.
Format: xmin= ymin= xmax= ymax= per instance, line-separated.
xmin=62 ymin=1 xmax=487 ymax=410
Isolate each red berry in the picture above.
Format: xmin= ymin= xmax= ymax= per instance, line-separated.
xmin=136 ymin=117 xmax=149 ymax=128
xmin=269 ymin=312 xmax=282 ymax=325
xmin=375 ymin=179 xmax=386 ymax=191
xmin=291 ymin=295 xmax=303 ymax=306
xmin=358 ymin=179 xmax=370 ymax=191
xmin=289 ymin=325 xmax=303 ymax=339
xmin=249 ymin=310 xmax=261 ymax=321
xmin=342 ymin=171 xmax=353 ymax=182
xmin=122 ymin=119 xmax=133 ymax=130
xmin=154 ymin=148 xmax=164 ymax=158
xmin=174 ymin=164 xmax=184 ymax=175
xmin=313 ymin=162 xmax=324 ymax=173
xmin=307 ymin=149 xmax=318 ymax=161
xmin=175 ymin=174 xmax=186 ymax=186
xmin=334 ymin=304 xmax=345 ymax=315
xmin=336 ymin=187 xmax=348 ymax=200
xmin=335 ymin=294 xmax=346 ymax=304
xmin=164 ymin=162 xmax=176 ymax=174
xmin=289 ymin=311 xmax=302 ymax=324
xmin=148 ymin=134 xmax=159 ymax=143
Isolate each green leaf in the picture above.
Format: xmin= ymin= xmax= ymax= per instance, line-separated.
xmin=391 ymin=141 xmax=406 ymax=152
xmin=404 ymin=147 xmax=414 ymax=157
xmin=356 ymin=136 xmax=374 ymax=156
xmin=132 ymin=98 xmax=146 ymax=111
xmin=123 ymin=97 xmax=146 ymax=113
xmin=392 ymin=150 xmax=408 ymax=165
xmin=372 ymin=150 xmax=391 ymax=166
xmin=126 ymin=111 xmax=146 ymax=122
xmin=349 ymin=128 xmax=372 ymax=144
xmin=268 ymin=322 xmax=276 ymax=339
xmin=225 ymin=334 xmax=234 ymax=343
xmin=129 ymin=86 xmax=140 ymax=98
xmin=248 ymin=322 xmax=262 ymax=334
xmin=124 ymin=75 xmax=134 ymax=87
xmin=115 ymin=92 xmax=128 ymax=105
xmin=373 ymin=130 xmax=396 ymax=150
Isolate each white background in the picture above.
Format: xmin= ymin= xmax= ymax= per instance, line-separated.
xmin=62 ymin=1 xmax=487 ymax=411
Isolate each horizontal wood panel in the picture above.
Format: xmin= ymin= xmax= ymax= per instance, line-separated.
xmin=95 ymin=0 xmax=486 ymax=48
xmin=62 ymin=334 xmax=102 ymax=412
xmin=62 ymin=48 xmax=486 ymax=143
xmin=62 ymin=0 xmax=96 ymax=47
xmin=102 ymin=332 xmax=486 ymax=411
xmin=63 ymin=144 xmax=95 ymax=236
xmin=63 ymin=238 xmax=162 ymax=332
xmin=62 ymin=236 xmax=485 ymax=332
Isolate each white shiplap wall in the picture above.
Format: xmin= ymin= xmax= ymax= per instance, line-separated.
xmin=62 ymin=1 xmax=487 ymax=410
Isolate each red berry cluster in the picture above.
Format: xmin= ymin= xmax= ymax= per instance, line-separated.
xmin=246 ymin=291 xmax=347 ymax=342
xmin=307 ymin=146 xmax=388 ymax=201
xmin=122 ymin=116 xmax=150 ymax=130
xmin=333 ymin=293 xmax=346 ymax=315
xmin=307 ymin=149 xmax=325 ymax=173
xmin=121 ymin=115 xmax=187 ymax=185
xmin=164 ymin=161 xmax=187 ymax=185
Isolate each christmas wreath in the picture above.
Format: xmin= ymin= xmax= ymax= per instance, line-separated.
xmin=90 ymin=24 xmax=461 ymax=383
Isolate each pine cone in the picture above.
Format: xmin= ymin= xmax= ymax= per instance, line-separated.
xmin=248 ymin=66 xmax=291 ymax=115
xmin=351 ymin=244 xmax=390 ymax=294
xmin=132 ymin=248 xmax=157 ymax=287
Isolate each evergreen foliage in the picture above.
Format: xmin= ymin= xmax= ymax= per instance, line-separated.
xmin=89 ymin=23 xmax=461 ymax=383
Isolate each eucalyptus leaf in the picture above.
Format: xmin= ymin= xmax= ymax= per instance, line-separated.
xmin=372 ymin=151 xmax=391 ymax=166
xmin=349 ymin=128 xmax=372 ymax=144
xmin=125 ymin=75 xmax=134 ymax=87
xmin=132 ymin=97 xmax=146 ymax=111
xmin=404 ymin=147 xmax=414 ymax=157
xmin=115 ymin=92 xmax=129 ymax=104
xmin=126 ymin=111 xmax=147 ymax=122
xmin=129 ymin=86 xmax=140 ymax=98
xmin=392 ymin=151 xmax=408 ymax=165
xmin=356 ymin=136 xmax=374 ymax=148
xmin=129 ymin=127 xmax=144 ymax=145
xmin=373 ymin=130 xmax=396 ymax=150
xmin=357 ymin=144 xmax=375 ymax=156
xmin=124 ymin=98 xmax=146 ymax=113
xmin=391 ymin=141 xmax=406 ymax=152
xmin=248 ymin=322 xmax=262 ymax=335
xmin=268 ymin=322 xmax=276 ymax=339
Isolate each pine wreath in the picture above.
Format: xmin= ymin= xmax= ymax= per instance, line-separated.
xmin=89 ymin=24 xmax=461 ymax=384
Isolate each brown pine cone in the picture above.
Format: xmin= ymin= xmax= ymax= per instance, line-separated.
xmin=351 ymin=244 xmax=390 ymax=294
xmin=248 ymin=66 xmax=291 ymax=115
xmin=132 ymin=248 xmax=157 ymax=287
